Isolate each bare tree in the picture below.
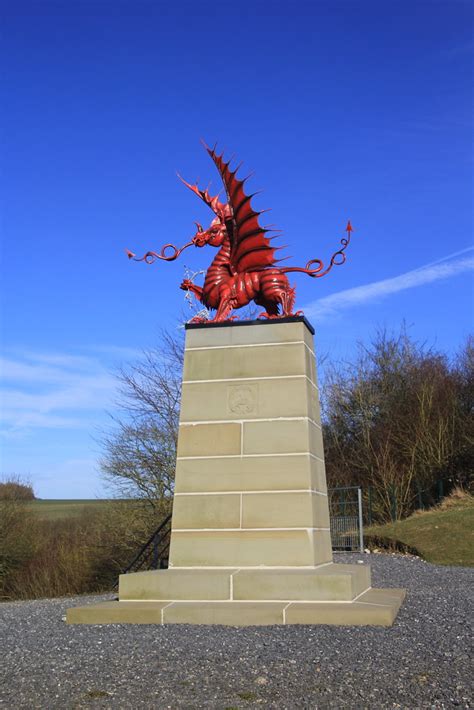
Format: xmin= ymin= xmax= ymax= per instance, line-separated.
xmin=100 ymin=330 xmax=184 ymax=509
xmin=99 ymin=309 xmax=267 ymax=507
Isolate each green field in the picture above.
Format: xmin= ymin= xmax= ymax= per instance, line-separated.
xmin=27 ymin=499 xmax=110 ymax=520
xmin=365 ymin=493 xmax=474 ymax=567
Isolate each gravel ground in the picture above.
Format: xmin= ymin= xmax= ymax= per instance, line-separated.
xmin=0 ymin=554 xmax=472 ymax=710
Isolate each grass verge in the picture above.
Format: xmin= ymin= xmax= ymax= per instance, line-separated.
xmin=365 ymin=490 xmax=473 ymax=567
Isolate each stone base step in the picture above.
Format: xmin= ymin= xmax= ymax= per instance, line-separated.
xmin=67 ymin=588 xmax=406 ymax=627
xmin=118 ymin=563 xmax=371 ymax=602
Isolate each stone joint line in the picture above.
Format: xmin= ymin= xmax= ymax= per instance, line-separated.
xmin=186 ymin=340 xmax=317 ymax=360
xmin=352 ymin=587 xmax=372 ymax=603
xmin=282 ymin=602 xmax=291 ymax=623
xmin=174 ymin=489 xmax=328 ymax=497
xmin=172 ymin=527 xmax=331 ymax=532
xmin=179 ymin=416 xmax=322 ymax=431
xmin=177 ymin=452 xmax=325 ymax=462
xmin=183 ymin=374 xmax=319 ymax=390
xmin=125 ymin=597 xmax=372 ymax=606
xmin=229 ymin=570 xmax=240 ymax=600
xmin=160 ymin=602 xmax=173 ymax=624
xmin=168 ymin=562 xmax=335 ymax=570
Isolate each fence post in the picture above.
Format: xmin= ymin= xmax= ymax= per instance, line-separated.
xmin=390 ymin=486 xmax=397 ymax=522
xmin=416 ymin=482 xmax=424 ymax=510
xmin=152 ymin=538 xmax=159 ymax=569
xmin=437 ymin=479 xmax=444 ymax=502
xmin=358 ymin=487 xmax=364 ymax=552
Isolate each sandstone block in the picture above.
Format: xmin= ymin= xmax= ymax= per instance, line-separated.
xmin=185 ymin=320 xmax=314 ymax=349
xmin=66 ymin=601 xmax=168 ymax=625
xmin=233 ymin=563 xmax=371 ymax=601
xmin=174 ymin=454 xmax=322 ymax=494
xmin=172 ymin=494 xmax=240 ymax=529
xmin=163 ymin=601 xmax=286 ymax=625
xmin=183 ymin=343 xmax=308 ymax=381
xmin=285 ymin=588 xmax=406 ymax=626
xmin=241 ymin=491 xmax=330 ymax=529
xmin=243 ymin=419 xmax=322 ymax=456
xmin=177 ymin=423 xmax=241 ymax=457
xmin=119 ymin=568 xmax=233 ymax=600
xmin=169 ymin=529 xmax=332 ymax=567
xmin=180 ymin=377 xmax=314 ymax=423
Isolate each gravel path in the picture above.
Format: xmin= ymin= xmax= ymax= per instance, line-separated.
xmin=0 ymin=554 xmax=472 ymax=709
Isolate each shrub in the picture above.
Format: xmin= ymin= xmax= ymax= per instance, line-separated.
xmin=0 ymin=476 xmax=36 ymax=501
xmin=0 ymin=500 xmax=165 ymax=600
xmin=0 ymin=498 xmax=40 ymax=598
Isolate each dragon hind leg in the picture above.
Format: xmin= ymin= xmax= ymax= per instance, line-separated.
xmin=257 ymin=272 xmax=300 ymax=319
xmin=258 ymin=284 xmax=298 ymax=319
xmin=255 ymin=297 xmax=279 ymax=320
xmin=280 ymin=285 xmax=297 ymax=315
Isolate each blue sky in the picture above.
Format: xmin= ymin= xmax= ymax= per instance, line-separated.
xmin=1 ymin=1 xmax=472 ymax=498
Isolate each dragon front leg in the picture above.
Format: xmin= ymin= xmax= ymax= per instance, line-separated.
xmin=210 ymin=289 xmax=238 ymax=322
xmin=180 ymin=279 xmax=204 ymax=303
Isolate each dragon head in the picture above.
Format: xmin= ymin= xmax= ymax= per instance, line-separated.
xmin=192 ymin=216 xmax=228 ymax=248
xmin=178 ymin=173 xmax=232 ymax=250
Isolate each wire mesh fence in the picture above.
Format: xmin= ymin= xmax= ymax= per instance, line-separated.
xmin=328 ymin=478 xmax=454 ymax=550
xmin=328 ymin=486 xmax=364 ymax=552
xmin=363 ymin=477 xmax=454 ymax=525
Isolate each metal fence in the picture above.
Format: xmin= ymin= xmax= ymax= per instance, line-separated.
xmin=328 ymin=486 xmax=364 ymax=553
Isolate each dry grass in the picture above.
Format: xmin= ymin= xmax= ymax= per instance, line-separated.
xmin=409 ymin=487 xmax=472 ymax=517
xmin=365 ymin=488 xmax=474 ymax=567
xmin=436 ymin=486 xmax=473 ymax=509
xmin=0 ymin=499 xmax=166 ymax=601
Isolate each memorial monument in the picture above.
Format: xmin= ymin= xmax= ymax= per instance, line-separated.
xmin=68 ymin=143 xmax=405 ymax=625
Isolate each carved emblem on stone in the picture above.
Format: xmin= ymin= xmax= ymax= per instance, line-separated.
xmin=227 ymin=385 xmax=258 ymax=415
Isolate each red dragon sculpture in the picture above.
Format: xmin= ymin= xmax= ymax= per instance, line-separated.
xmin=127 ymin=142 xmax=353 ymax=323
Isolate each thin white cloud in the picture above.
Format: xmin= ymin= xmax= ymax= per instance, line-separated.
xmin=0 ymin=357 xmax=101 ymax=384
xmin=0 ymin=349 xmax=118 ymax=435
xmin=416 ymin=246 xmax=474 ymax=270
xmin=304 ymin=250 xmax=474 ymax=321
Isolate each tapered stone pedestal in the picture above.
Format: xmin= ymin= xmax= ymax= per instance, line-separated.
xmin=68 ymin=317 xmax=405 ymax=626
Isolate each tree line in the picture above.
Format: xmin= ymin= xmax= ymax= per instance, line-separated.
xmin=323 ymin=329 xmax=473 ymax=521
xmin=101 ymin=325 xmax=473 ymax=523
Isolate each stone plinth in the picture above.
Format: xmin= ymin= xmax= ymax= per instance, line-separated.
xmin=67 ymin=317 xmax=405 ymax=626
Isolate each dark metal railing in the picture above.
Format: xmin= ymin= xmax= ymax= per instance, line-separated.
xmin=117 ymin=513 xmax=172 ymax=585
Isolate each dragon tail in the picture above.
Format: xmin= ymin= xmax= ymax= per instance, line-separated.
xmin=281 ymin=222 xmax=353 ymax=279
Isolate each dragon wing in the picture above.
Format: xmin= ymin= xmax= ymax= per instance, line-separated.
xmin=205 ymin=144 xmax=279 ymax=273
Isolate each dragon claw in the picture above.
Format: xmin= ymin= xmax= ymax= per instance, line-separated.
xmin=257 ymin=311 xmax=278 ymax=320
